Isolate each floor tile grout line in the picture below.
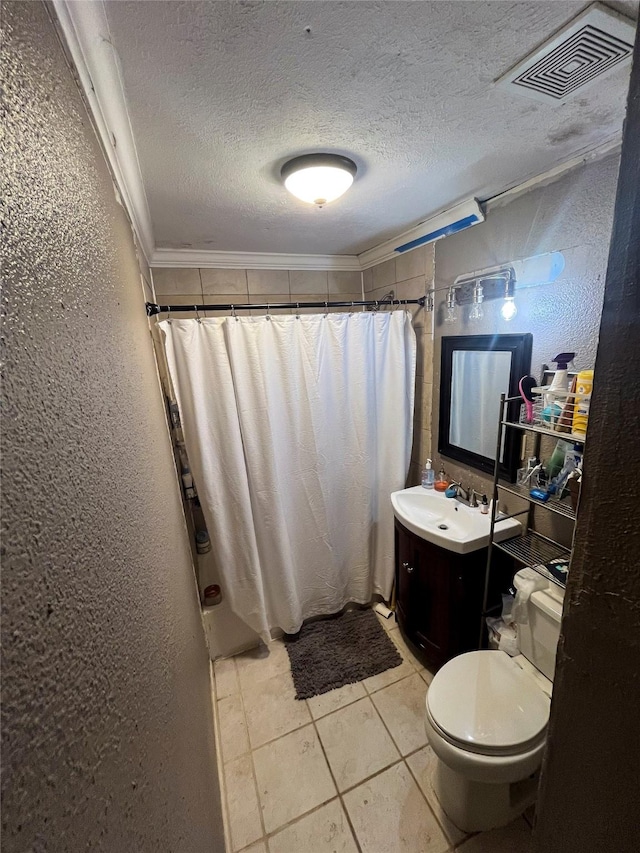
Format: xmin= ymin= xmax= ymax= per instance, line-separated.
xmin=310 ymin=716 xmax=363 ymax=853
xmin=234 ymin=665 xmax=269 ymax=851
xmin=210 ymin=663 xmax=234 ymax=853
xmin=404 ymin=750 xmax=461 ymax=850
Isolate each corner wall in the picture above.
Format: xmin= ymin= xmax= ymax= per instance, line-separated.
xmin=535 ymin=28 xmax=640 ymax=851
xmin=1 ymin=3 xmax=224 ymax=850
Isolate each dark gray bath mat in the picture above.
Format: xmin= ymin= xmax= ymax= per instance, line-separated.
xmin=284 ymin=608 xmax=403 ymax=700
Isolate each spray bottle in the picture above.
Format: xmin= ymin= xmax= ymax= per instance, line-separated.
xmin=543 ymin=352 xmax=575 ymax=427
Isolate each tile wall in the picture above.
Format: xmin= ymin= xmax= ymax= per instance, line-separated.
xmin=149 ymin=267 xmax=363 ymax=318
xmin=363 ymin=245 xmax=436 ymax=487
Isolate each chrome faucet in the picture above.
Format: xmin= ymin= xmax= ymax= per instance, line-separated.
xmin=449 ymin=482 xmax=479 ymax=508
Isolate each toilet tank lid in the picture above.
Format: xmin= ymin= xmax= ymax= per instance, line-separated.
xmin=427 ymin=651 xmax=550 ymax=751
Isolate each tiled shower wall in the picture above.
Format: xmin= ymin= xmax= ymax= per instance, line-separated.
xmin=149 ymin=267 xmax=363 ymax=316
xmin=363 ymin=245 xmax=436 ymax=487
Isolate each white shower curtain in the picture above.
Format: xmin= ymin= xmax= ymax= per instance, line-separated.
xmin=160 ymin=311 xmax=415 ymax=640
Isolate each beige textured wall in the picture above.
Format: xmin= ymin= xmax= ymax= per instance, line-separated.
xmin=363 ymin=245 xmax=435 ymax=486
xmin=1 ymin=3 xmax=224 ymax=851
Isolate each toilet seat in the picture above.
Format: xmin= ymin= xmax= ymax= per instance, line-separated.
xmin=426 ymin=650 xmax=550 ymax=756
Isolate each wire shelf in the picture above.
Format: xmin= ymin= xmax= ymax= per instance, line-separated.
xmin=501 ymin=419 xmax=586 ymax=444
xmin=493 ymin=530 xmax=570 ymax=568
xmin=497 ymin=482 xmax=576 ymax=520
xmin=515 ymin=384 xmax=588 ymax=441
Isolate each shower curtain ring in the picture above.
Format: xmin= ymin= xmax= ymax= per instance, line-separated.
xmin=296 ymin=302 xmax=300 ymax=320
xmin=167 ymin=305 xmax=171 ymax=324
xmin=375 ymin=300 xmax=379 ymax=311
xmin=324 ymin=301 xmax=328 ymax=317
xmin=266 ymin=303 xmax=271 ymax=321
xmin=231 ymin=304 xmax=238 ymax=321
xmin=195 ymin=304 xmax=202 ymax=323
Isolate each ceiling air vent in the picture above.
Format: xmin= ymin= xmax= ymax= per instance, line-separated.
xmin=496 ymin=3 xmax=636 ymax=104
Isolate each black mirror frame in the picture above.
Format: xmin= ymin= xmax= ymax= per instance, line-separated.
xmin=438 ymin=333 xmax=533 ymax=482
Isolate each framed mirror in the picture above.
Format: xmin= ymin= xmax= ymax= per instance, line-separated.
xmin=439 ymin=333 xmax=533 ymax=481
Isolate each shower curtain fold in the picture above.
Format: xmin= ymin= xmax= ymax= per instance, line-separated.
xmin=160 ymin=311 xmax=415 ymax=640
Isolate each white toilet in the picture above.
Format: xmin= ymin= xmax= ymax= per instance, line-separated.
xmin=424 ymin=567 xmax=565 ymax=833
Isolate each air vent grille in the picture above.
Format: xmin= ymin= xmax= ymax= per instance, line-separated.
xmin=497 ymin=3 xmax=635 ymax=104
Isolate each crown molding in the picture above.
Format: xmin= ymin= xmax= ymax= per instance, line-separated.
xmin=53 ymin=0 xmax=154 ymax=261
xmin=151 ymin=249 xmax=361 ymax=271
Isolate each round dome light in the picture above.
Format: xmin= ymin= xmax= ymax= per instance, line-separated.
xmin=281 ymin=154 xmax=357 ymax=207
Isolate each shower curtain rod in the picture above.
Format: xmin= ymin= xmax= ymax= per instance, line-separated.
xmin=145 ymin=296 xmax=426 ymax=317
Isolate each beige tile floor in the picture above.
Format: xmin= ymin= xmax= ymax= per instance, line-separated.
xmin=211 ymin=610 xmax=534 ymax=853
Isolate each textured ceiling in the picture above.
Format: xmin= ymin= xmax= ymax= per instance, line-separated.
xmin=103 ymin=0 xmax=638 ymax=255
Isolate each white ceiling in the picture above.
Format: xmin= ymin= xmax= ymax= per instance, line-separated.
xmin=102 ymin=0 xmax=638 ymax=257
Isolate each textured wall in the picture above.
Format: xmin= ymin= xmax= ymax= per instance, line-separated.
xmin=1 ymin=3 xmax=224 ymax=851
xmin=535 ymin=32 xmax=640 ymax=852
xmin=429 ymin=153 xmax=620 ymax=519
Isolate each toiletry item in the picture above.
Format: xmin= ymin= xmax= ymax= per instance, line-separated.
xmin=531 ymin=445 xmax=581 ymax=502
xmin=545 ymin=558 xmax=569 ymax=585
xmin=181 ymin=464 xmax=197 ymax=500
xmin=547 ymin=439 xmax=573 ymax=480
xmin=421 ymin=458 xmax=435 ymax=489
xmin=548 ymin=352 xmax=575 ymax=395
xmin=444 ymin=484 xmax=458 ymax=499
xmin=480 ymin=494 xmax=489 ymax=514
xmin=556 ymin=374 xmax=578 ymax=433
xmin=203 ymin=584 xmax=222 ymax=606
xmin=434 ymin=466 xmax=449 ymax=492
xmin=518 ymin=375 xmax=538 ymax=424
xmin=530 ymin=488 xmax=551 ymax=502
xmin=541 ymin=402 xmax=563 ymax=427
xmin=572 ymin=369 xmax=594 ymax=437
xmin=195 ymin=530 xmax=211 ymax=554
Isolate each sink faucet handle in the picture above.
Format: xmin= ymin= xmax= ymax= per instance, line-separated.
xmin=469 ymin=489 xmax=479 ymax=508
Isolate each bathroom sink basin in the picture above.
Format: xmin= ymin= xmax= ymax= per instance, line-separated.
xmin=390 ymin=486 xmax=521 ymax=554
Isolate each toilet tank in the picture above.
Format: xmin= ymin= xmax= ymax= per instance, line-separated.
xmin=513 ymin=568 xmax=565 ymax=681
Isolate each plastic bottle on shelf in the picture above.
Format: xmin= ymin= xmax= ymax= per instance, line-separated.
xmin=572 ymin=370 xmax=594 ymax=437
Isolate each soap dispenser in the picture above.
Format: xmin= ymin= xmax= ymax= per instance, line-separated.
xmin=434 ymin=466 xmax=449 ymax=492
xmin=421 ymin=459 xmax=435 ymax=489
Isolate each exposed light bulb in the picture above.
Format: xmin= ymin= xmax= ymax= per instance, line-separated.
xmin=469 ymin=282 xmax=484 ymax=321
xmin=444 ymin=287 xmax=457 ymax=324
xmin=501 ymin=295 xmax=518 ymax=321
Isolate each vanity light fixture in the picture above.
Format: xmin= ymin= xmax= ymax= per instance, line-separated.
xmin=469 ymin=282 xmax=484 ymax=321
xmin=281 ymin=153 xmax=357 ymax=207
xmin=444 ymin=286 xmax=458 ymax=324
xmin=501 ymin=275 xmax=518 ymax=321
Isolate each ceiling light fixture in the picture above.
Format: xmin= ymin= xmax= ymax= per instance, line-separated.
xmin=281 ymin=154 xmax=357 ymax=207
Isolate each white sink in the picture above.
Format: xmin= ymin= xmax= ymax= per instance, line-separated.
xmin=391 ymin=485 xmax=522 ymax=554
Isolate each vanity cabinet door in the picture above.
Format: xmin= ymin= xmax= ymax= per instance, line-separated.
xmin=395 ymin=521 xmax=422 ymax=628
xmin=394 ymin=518 xmax=487 ymax=671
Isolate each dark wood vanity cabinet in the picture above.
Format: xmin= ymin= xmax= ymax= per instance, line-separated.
xmin=394 ymin=518 xmax=491 ymax=671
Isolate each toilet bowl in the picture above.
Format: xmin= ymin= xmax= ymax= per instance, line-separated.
xmin=424 ymin=569 xmax=564 ymax=833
